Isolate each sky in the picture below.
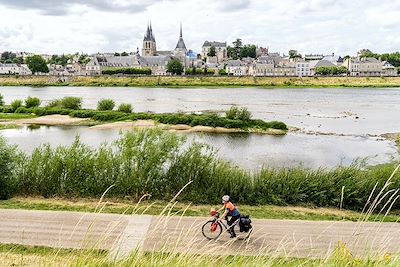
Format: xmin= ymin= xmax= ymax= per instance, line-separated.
xmin=0 ymin=0 xmax=399 ymax=56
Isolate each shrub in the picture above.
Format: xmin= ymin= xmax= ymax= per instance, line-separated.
xmin=69 ymin=110 xmax=98 ymax=118
xmin=10 ymin=99 xmax=22 ymax=112
xmin=225 ymin=105 xmax=239 ymax=120
xmin=118 ymin=103 xmax=133 ymax=113
xmin=97 ymin=99 xmax=115 ymax=111
xmin=236 ymin=107 xmax=252 ymax=121
xmin=225 ymin=106 xmax=252 ymax=121
xmin=92 ymin=111 xmax=128 ymax=121
xmin=61 ymin=97 xmax=82 ymax=110
xmin=14 ymin=107 xmax=29 ymax=114
xmin=0 ymin=93 xmax=4 ymax=106
xmin=219 ymin=69 xmax=228 ymax=76
xmin=25 ymin=96 xmax=41 ymax=108
xmin=46 ymin=99 xmax=62 ymax=108
xmin=0 ymin=137 xmax=20 ymax=200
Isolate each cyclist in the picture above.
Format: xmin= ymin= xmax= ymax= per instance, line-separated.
xmin=217 ymin=195 xmax=240 ymax=238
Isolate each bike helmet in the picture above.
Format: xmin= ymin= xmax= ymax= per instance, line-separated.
xmin=222 ymin=195 xmax=230 ymax=202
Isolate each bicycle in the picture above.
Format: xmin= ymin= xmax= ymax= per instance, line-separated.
xmin=201 ymin=210 xmax=253 ymax=240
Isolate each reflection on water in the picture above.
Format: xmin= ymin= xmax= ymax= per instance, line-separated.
xmin=1 ymin=126 xmax=397 ymax=170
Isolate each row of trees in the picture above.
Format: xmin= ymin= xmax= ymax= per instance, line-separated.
xmin=0 ymin=52 xmax=24 ymax=64
xmin=360 ymin=50 xmax=400 ymax=67
xmin=315 ymin=66 xmax=348 ymax=76
xmin=102 ymin=68 xmax=152 ymax=75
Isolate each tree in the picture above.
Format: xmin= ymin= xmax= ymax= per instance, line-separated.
xmin=167 ymin=59 xmax=184 ymax=75
xmin=240 ymin=45 xmax=257 ymax=58
xmin=121 ymin=52 xmax=129 ymax=56
xmin=315 ymin=66 xmax=348 ymax=76
xmin=26 ymin=55 xmax=49 ymax=74
xmin=289 ymin=50 xmax=301 ymax=59
xmin=78 ymin=54 xmax=90 ymax=64
xmin=48 ymin=54 xmax=70 ymax=66
xmin=227 ymin=39 xmax=257 ymax=59
xmin=207 ymin=46 xmax=216 ymax=57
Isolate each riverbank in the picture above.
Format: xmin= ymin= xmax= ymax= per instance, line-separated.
xmin=1 ymin=75 xmax=400 ymax=88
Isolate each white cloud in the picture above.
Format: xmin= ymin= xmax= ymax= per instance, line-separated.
xmin=0 ymin=0 xmax=399 ymax=55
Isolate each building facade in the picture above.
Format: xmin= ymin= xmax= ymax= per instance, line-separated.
xmin=201 ymin=41 xmax=227 ymax=63
xmin=0 ymin=64 xmax=32 ymax=75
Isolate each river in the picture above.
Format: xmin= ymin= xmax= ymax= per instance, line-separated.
xmin=0 ymin=87 xmax=399 ymax=169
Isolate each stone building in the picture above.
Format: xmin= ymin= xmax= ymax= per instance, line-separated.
xmin=142 ymin=23 xmax=157 ymax=56
xmin=343 ymin=57 xmax=382 ymax=76
xmin=201 ymin=41 xmax=227 ymax=63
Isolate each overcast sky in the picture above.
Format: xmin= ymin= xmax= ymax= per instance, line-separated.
xmin=0 ymin=0 xmax=399 ymax=56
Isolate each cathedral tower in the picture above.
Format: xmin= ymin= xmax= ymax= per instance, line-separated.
xmin=142 ymin=22 xmax=156 ymax=56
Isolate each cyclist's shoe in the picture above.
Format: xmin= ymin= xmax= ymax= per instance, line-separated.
xmin=229 ymin=233 xmax=237 ymax=238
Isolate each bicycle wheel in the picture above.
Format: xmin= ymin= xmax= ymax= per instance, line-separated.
xmin=202 ymin=220 xmax=223 ymax=240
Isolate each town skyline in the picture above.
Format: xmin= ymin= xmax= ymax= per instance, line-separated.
xmin=0 ymin=0 xmax=399 ymax=55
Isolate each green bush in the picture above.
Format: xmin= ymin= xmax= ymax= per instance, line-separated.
xmin=225 ymin=106 xmax=252 ymax=121
xmin=0 ymin=93 xmax=4 ymax=106
xmin=0 ymin=137 xmax=20 ymax=200
xmin=69 ymin=110 xmax=98 ymax=118
xmin=97 ymin=99 xmax=115 ymax=111
xmin=117 ymin=103 xmax=133 ymax=113
xmin=14 ymin=107 xmax=29 ymax=114
xmin=25 ymin=96 xmax=41 ymax=108
xmin=218 ymin=69 xmax=228 ymax=76
xmin=92 ymin=111 xmax=127 ymax=121
xmin=61 ymin=97 xmax=82 ymax=110
xmin=10 ymin=99 xmax=22 ymax=112
xmin=46 ymin=99 xmax=62 ymax=108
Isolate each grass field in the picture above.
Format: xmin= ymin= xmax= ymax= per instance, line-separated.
xmin=1 ymin=75 xmax=400 ymax=88
xmin=0 ymin=242 xmax=398 ymax=267
xmin=1 ymin=197 xmax=400 ymax=223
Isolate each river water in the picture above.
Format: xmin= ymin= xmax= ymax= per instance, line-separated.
xmin=0 ymin=87 xmax=399 ymax=169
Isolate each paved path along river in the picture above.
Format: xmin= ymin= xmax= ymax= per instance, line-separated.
xmin=1 ymin=209 xmax=400 ymax=259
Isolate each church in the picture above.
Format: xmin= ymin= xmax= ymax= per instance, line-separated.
xmin=86 ymin=23 xmax=191 ymax=76
xmin=142 ymin=22 xmax=188 ymax=59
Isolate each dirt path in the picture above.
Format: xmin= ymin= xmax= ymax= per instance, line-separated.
xmin=1 ymin=209 xmax=400 ymax=259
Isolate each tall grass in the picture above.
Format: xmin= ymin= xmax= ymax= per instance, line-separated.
xmin=0 ymin=128 xmax=399 ymax=211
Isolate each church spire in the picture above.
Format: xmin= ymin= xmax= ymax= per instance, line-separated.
xmin=175 ymin=23 xmax=187 ymax=51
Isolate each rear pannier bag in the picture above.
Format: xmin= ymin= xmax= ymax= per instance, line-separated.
xmin=239 ymin=215 xmax=252 ymax=232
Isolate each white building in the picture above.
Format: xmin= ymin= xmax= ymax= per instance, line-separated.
xmin=296 ymin=61 xmax=311 ymax=77
xmin=226 ymin=60 xmax=249 ymax=76
xmin=0 ymin=64 xmax=32 ymax=75
xmin=86 ymin=53 xmax=172 ymax=76
xmin=382 ymin=61 xmax=397 ymax=76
